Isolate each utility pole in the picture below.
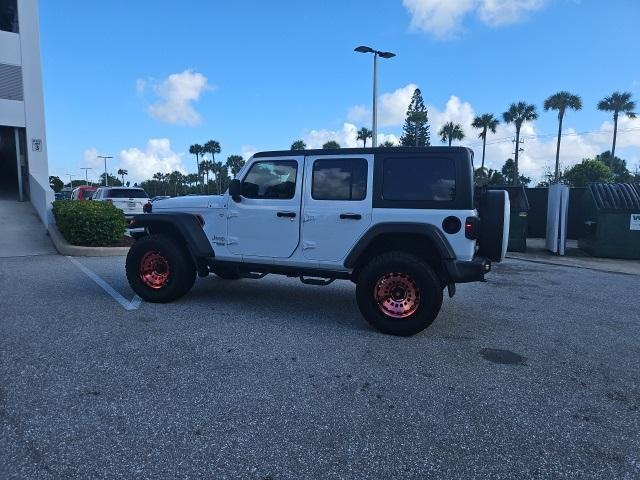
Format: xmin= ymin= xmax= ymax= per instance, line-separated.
xmin=80 ymin=167 xmax=92 ymax=185
xmin=97 ymin=155 xmax=113 ymax=186
xmin=512 ymin=137 xmax=524 ymax=185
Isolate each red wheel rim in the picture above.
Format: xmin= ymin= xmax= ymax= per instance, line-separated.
xmin=139 ymin=251 xmax=171 ymax=289
xmin=374 ymin=272 xmax=420 ymax=318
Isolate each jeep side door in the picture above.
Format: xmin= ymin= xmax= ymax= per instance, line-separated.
xmin=226 ymin=156 xmax=303 ymax=258
xmin=301 ymin=154 xmax=373 ymax=262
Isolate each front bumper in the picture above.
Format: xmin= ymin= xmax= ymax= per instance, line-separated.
xmin=443 ymin=256 xmax=491 ymax=284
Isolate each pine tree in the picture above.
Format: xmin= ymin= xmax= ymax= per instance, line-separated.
xmin=400 ymin=88 xmax=430 ymax=147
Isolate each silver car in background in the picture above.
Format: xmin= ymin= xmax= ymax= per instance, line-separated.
xmin=92 ymin=187 xmax=150 ymax=221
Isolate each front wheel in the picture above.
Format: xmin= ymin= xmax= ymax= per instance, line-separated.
xmin=126 ymin=234 xmax=196 ymax=303
xmin=356 ymin=252 xmax=443 ymax=336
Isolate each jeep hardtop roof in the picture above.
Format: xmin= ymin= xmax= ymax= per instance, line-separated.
xmin=253 ymin=146 xmax=474 ymax=158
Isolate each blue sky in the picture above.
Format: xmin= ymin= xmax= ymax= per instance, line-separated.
xmin=40 ymin=0 xmax=640 ymax=184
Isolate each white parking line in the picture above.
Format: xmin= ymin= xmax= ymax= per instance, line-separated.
xmin=67 ymin=256 xmax=141 ymax=311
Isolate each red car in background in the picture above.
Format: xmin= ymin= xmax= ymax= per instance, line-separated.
xmin=71 ymin=186 xmax=97 ymax=201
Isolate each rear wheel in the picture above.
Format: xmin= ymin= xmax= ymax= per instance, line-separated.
xmin=126 ymin=234 xmax=196 ymax=303
xmin=356 ymin=252 xmax=443 ymax=336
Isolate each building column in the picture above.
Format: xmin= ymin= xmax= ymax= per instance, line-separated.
xmin=14 ymin=127 xmax=23 ymax=201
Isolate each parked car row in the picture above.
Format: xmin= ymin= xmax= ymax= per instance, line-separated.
xmin=61 ymin=186 xmax=151 ymax=222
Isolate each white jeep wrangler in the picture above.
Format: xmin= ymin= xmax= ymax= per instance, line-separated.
xmin=126 ymin=147 xmax=509 ymax=336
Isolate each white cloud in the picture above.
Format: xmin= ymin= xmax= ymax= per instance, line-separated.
xmin=478 ymin=0 xmax=546 ymax=26
xmin=594 ymin=115 xmax=640 ymax=150
xmin=118 ymin=138 xmax=188 ymax=182
xmin=403 ymin=0 xmax=546 ymax=39
xmin=347 ymin=83 xmax=419 ymax=128
xmin=347 ymin=105 xmax=370 ymax=124
xmin=380 ymin=83 xmax=419 ymax=127
xmin=303 ymin=123 xmax=399 ymax=149
xmin=241 ymin=145 xmax=258 ymax=160
xmin=83 ymin=148 xmax=101 ymax=168
xmin=135 ymin=78 xmax=146 ymax=95
xmin=145 ymin=70 xmax=211 ymax=126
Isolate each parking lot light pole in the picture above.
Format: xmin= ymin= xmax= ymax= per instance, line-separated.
xmin=80 ymin=167 xmax=92 ymax=185
xmin=97 ymin=155 xmax=113 ymax=186
xmin=354 ymin=46 xmax=396 ymax=147
xmin=66 ymin=174 xmax=75 ymax=190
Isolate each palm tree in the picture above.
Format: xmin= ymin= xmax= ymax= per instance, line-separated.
xmin=502 ymin=102 xmax=538 ymax=184
xmin=291 ymin=140 xmax=306 ymax=150
xmin=471 ymin=113 xmax=499 ymax=172
xmin=188 ymin=144 xmax=204 ymax=192
xmin=597 ymin=91 xmax=636 ymax=159
xmin=379 ymin=140 xmax=396 ymax=147
xmin=544 ymin=91 xmax=582 ymax=182
xmin=117 ymin=168 xmax=128 ymax=185
xmin=356 ymin=127 xmax=373 ymax=147
xmin=438 ymin=122 xmax=465 ymax=146
xmin=199 ymin=159 xmax=212 ymax=193
xmin=203 ymin=140 xmax=221 ymax=194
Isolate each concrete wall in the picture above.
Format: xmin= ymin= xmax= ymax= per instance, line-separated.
xmin=0 ymin=0 xmax=52 ymax=223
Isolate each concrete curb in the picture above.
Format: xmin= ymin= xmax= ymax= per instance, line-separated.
xmin=506 ymin=253 xmax=640 ymax=276
xmin=48 ymin=224 xmax=130 ymax=257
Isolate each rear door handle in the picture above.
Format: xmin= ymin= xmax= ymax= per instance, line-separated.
xmin=340 ymin=213 xmax=362 ymax=220
xmin=277 ymin=211 xmax=296 ymax=218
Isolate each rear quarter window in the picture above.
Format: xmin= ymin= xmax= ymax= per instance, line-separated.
xmin=382 ymin=157 xmax=455 ymax=202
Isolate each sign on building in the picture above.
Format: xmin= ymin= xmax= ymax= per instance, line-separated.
xmin=31 ymin=138 xmax=42 ymax=152
xmin=631 ymin=214 xmax=640 ymax=231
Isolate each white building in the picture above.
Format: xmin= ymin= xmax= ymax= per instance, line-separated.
xmin=0 ymin=0 xmax=52 ymax=224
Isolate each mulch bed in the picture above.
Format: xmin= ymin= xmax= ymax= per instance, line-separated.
xmin=109 ymin=236 xmax=135 ymax=247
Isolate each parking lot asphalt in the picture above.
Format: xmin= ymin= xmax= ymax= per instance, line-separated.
xmin=1 ymin=254 xmax=639 ymax=479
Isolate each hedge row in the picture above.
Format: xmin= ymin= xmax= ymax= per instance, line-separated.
xmin=52 ymin=200 xmax=126 ymax=246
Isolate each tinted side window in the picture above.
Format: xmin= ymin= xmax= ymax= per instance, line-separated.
xmin=382 ymin=157 xmax=455 ymax=201
xmin=312 ymin=158 xmax=367 ymax=201
xmin=242 ymin=161 xmax=298 ymax=199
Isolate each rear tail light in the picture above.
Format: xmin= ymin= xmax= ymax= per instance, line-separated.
xmin=143 ymin=202 xmax=152 ymax=213
xmin=465 ymin=216 xmax=479 ymax=240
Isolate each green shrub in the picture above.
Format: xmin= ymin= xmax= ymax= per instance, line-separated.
xmin=52 ymin=200 xmax=126 ymax=246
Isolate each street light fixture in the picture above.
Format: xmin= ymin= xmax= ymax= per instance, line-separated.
xmin=354 ymin=45 xmax=396 ymax=147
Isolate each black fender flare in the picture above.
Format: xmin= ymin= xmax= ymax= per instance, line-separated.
xmin=343 ymin=222 xmax=456 ymax=269
xmin=129 ymin=213 xmax=214 ymax=258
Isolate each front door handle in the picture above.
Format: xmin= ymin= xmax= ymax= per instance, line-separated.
xmin=277 ymin=211 xmax=296 ymax=218
xmin=340 ymin=213 xmax=362 ymax=220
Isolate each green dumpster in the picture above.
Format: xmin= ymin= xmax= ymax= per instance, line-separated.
xmin=488 ymin=186 xmax=530 ymax=252
xmin=579 ymin=183 xmax=640 ymax=259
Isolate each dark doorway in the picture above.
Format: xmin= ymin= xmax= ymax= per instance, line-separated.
xmin=0 ymin=126 xmax=19 ymax=200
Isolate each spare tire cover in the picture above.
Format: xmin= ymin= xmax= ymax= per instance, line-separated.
xmin=478 ymin=190 xmax=510 ymax=262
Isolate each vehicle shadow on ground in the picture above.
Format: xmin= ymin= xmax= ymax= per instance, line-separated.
xmin=183 ymin=275 xmax=371 ymax=333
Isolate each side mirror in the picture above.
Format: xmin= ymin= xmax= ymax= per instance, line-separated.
xmin=229 ymin=179 xmax=242 ymax=202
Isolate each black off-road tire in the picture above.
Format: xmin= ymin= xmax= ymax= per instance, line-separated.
xmin=126 ymin=234 xmax=196 ymax=303
xmin=356 ymin=252 xmax=443 ymax=336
